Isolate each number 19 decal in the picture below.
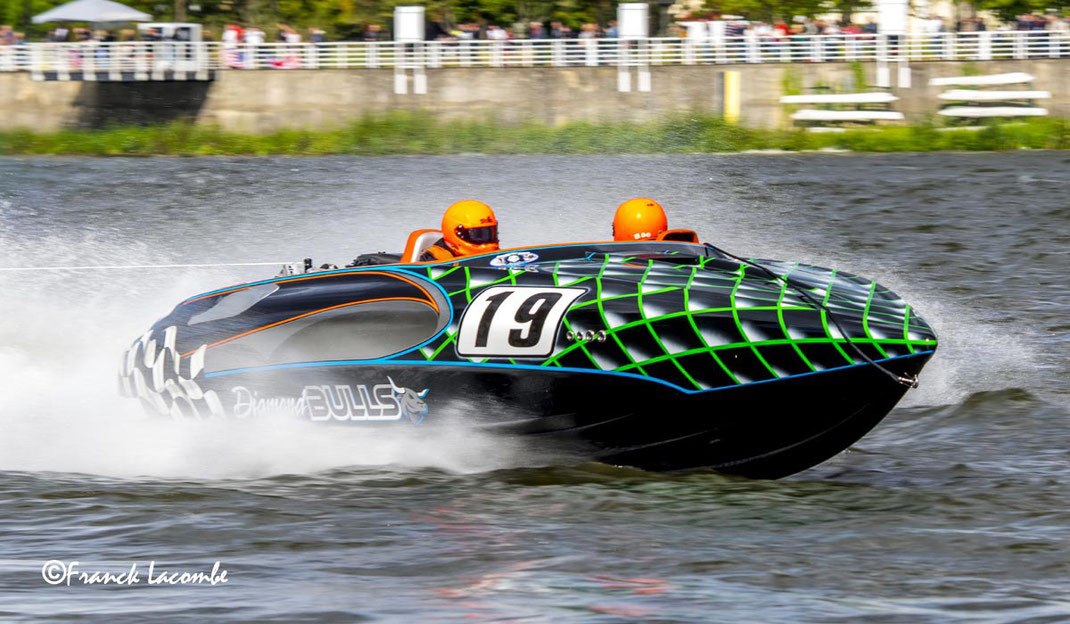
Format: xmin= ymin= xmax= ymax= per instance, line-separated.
xmin=456 ymin=286 xmax=586 ymax=358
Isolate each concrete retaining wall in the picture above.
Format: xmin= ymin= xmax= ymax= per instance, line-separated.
xmin=1 ymin=60 xmax=1068 ymax=132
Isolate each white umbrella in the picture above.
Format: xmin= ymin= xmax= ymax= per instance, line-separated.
xmin=32 ymin=0 xmax=152 ymax=24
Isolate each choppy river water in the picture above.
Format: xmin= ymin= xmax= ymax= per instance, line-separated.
xmin=0 ymin=153 xmax=1067 ymax=622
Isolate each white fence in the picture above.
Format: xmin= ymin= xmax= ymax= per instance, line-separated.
xmin=1 ymin=31 xmax=1068 ymax=76
xmin=0 ymin=41 xmax=213 ymax=78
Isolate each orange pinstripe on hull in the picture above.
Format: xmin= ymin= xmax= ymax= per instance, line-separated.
xmin=179 ymin=296 xmax=434 ymax=358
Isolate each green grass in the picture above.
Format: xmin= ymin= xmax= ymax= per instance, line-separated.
xmin=1 ymin=112 xmax=1068 ymax=156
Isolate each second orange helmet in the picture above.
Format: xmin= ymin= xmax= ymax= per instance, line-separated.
xmin=613 ymin=198 xmax=668 ymax=242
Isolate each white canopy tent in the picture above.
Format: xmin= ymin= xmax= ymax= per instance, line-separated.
xmin=32 ymin=0 xmax=151 ymax=24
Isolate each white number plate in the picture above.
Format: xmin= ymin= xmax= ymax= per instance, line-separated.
xmin=456 ymin=286 xmax=586 ymax=358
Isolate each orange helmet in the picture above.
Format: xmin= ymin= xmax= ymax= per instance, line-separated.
xmin=613 ymin=198 xmax=668 ymax=242
xmin=442 ymin=200 xmax=500 ymax=256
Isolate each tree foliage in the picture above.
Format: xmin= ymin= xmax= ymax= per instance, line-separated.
xmin=0 ymin=0 xmax=622 ymax=36
xmin=1 ymin=0 xmax=77 ymax=33
xmin=703 ymin=0 xmax=822 ymax=22
xmin=970 ymin=0 xmax=1069 ymax=22
xmin=16 ymin=0 xmax=1013 ymax=38
xmin=700 ymin=0 xmax=873 ymax=23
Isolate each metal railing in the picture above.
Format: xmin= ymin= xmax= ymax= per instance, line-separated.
xmin=0 ymin=41 xmax=214 ymax=78
xmin=2 ymin=31 xmax=1069 ymax=76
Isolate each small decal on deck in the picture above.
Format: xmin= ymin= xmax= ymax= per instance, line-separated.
xmin=489 ymin=251 xmax=539 ymax=268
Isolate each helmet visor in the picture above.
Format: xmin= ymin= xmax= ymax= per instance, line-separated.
xmin=456 ymin=224 xmax=498 ymax=245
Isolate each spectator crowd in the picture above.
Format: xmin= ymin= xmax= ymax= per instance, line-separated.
xmin=0 ymin=24 xmax=25 ymax=45
xmin=705 ymin=11 xmax=1069 ymax=40
xmin=2 ymin=12 xmax=1068 ymax=47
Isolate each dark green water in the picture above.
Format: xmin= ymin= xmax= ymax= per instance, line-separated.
xmin=0 ymin=153 xmax=1067 ymax=622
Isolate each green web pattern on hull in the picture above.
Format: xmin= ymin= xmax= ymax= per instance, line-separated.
xmin=414 ymin=253 xmax=936 ymax=392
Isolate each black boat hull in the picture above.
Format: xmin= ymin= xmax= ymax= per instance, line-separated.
xmin=119 ymin=241 xmax=938 ymax=478
xmin=166 ymin=350 xmax=931 ymax=478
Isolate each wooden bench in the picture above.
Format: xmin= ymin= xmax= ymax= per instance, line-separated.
xmin=931 ymin=73 xmax=1049 ymax=122
xmin=780 ymin=92 xmax=903 ymax=132
xmin=780 ymin=93 xmax=899 ymax=105
xmin=929 ymin=72 xmax=1034 ymax=87
xmin=790 ymin=110 xmax=905 ymax=121
xmin=937 ymin=89 xmax=1051 ymax=102
xmin=937 ymin=106 xmax=1048 ymax=118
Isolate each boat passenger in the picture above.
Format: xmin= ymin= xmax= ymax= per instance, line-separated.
xmin=420 ymin=200 xmax=501 ymax=261
xmin=613 ymin=198 xmax=669 ymax=242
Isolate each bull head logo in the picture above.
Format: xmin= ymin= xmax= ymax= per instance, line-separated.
xmin=387 ymin=376 xmax=430 ymax=425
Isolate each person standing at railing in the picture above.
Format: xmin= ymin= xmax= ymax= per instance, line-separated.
xmin=485 ymin=24 xmax=507 ymax=65
xmin=1042 ymin=13 xmax=1067 ymax=56
xmin=306 ymin=27 xmax=325 ymax=68
xmin=64 ymin=27 xmax=91 ymax=69
xmin=222 ymin=23 xmax=242 ymax=68
xmin=768 ymin=19 xmax=788 ymax=58
xmin=244 ymin=26 xmax=265 ymax=68
xmin=786 ymin=19 xmax=808 ymax=62
xmin=922 ymin=14 xmax=945 ymax=58
xmin=822 ymin=20 xmax=843 ymax=60
xmin=994 ymin=18 xmax=1015 ymax=59
xmin=271 ymin=24 xmax=300 ymax=68
xmin=748 ymin=21 xmax=774 ymax=58
xmin=1014 ymin=12 xmax=1042 ymax=53
xmin=0 ymin=25 xmax=12 ymax=73
xmin=600 ymin=20 xmax=618 ymax=59
xmin=578 ymin=23 xmax=599 ymax=39
xmin=1029 ymin=14 xmax=1048 ymax=52
xmin=577 ymin=23 xmax=600 ymax=64
xmin=1015 ymin=14 xmax=1039 ymax=31
xmin=92 ymin=29 xmax=112 ymax=70
xmin=244 ymin=27 xmax=264 ymax=43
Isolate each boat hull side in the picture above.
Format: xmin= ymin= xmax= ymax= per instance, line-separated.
xmin=174 ymin=351 xmax=932 ymax=477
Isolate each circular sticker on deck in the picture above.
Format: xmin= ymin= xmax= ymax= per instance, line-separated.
xmin=489 ymin=251 xmax=540 ymax=268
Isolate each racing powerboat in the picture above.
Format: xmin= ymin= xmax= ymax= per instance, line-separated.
xmin=118 ymin=234 xmax=937 ymax=478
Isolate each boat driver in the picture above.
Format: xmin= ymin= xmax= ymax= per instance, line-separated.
xmin=420 ymin=200 xmax=501 ymax=261
xmin=613 ymin=198 xmax=669 ymax=242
